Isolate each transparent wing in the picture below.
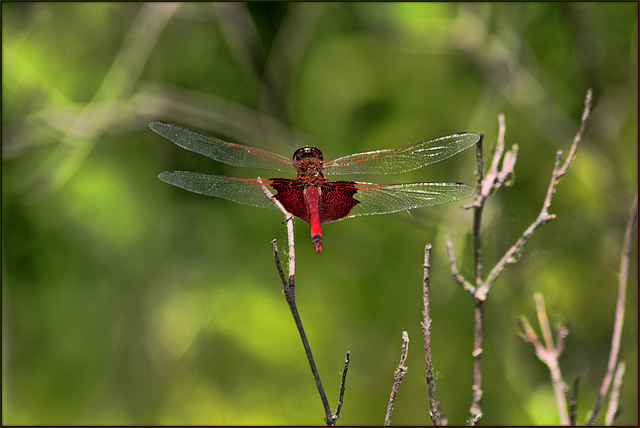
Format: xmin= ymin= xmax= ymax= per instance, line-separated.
xmin=151 ymin=121 xmax=296 ymax=173
xmin=158 ymin=171 xmax=281 ymax=211
xmin=323 ymin=133 xmax=480 ymax=175
xmin=338 ymin=181 xmax=476 ymax=220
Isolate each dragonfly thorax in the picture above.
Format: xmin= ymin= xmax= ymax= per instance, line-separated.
xmin=293 ymin=146 xmax=325 ymax=181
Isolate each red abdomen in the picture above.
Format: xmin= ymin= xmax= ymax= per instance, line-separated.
xmin=270 ymin=179 xmax=360 ymax=253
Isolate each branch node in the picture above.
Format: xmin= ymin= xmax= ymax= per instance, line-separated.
xmin=520 ymin=293 xmax=571 ymax=424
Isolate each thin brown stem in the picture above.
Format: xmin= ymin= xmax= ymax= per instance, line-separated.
xmin=261 ymin=179 xmax=336 ymax=425
xmin=586 ymin=196 xmax=637 ymax=425
xmin=482 ymin=115 xmax=506 ymax=197
xmin=536 ymin=294 xmax=554 ymax=349
xmin=567 ymin=377 xmax=579 ymax=426
xmin=444 ymin=236 xmax=475 ymax=294
xmin=283 ymin=281 xmax=333 ymax=424
xmin=332 ymin=351 xmax=350 ymax=422
xmin=519 ymin=294 xmax=570 ymax=425
xmin=385 ymin=331 xmax=409 ymax=426
xmin=259 ymin=177 xmax=296 ymax=281
xmin=468 ymin=116 xmax=516 ymax=207
xmin=271 ymin=240 xmax=287 ymax=290
xmin=468 ymin=136 xmax=485 ymax=426
xmin=482 ymin=89 xmax=592 ymax=295
xmin=468 ymin=302 xmax=484 ymax=426
xmin=422 ymin=244 xmax=443 ymax=425
xmin=555 ymin=89 xmax=592 ymax=179
xmin=604 ymin=362 xmax=625 ymax=426
xmin=472 ymin=135 xmax=485 ymax=289
xmin=536 ymin=295 xmax=570 ymax=425
xmin=448 ymin=90 xmax=591 ymax=425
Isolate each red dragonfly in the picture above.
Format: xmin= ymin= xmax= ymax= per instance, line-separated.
xmin=152 ymin=121 xmax=480 ymax=254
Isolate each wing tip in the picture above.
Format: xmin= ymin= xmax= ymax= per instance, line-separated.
xmin=158 ymin=170 xmax=176 ymax=181
xmin=459 ymin=132 xmax=481 ymax=143
xmin=149 ymin=120 xmax=172 ymax=133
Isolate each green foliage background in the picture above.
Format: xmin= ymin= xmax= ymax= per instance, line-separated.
xmin=3 ymin=3 xmax=637 ymax=425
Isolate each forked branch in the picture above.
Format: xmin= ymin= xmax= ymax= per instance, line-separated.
xmin=444 ymin=89 xmax=593 ymax=425
xmin=518 ymin=294 xmax=571 ymax=425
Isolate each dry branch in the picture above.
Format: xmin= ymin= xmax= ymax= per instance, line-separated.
xmin=444 ymin=89 xmax=593 ymax=425
xmin=519 ymin=294 xmax=571 ymax=425
xmin=261 ymin=179 xmax=339 ymax=426
xmin=422 ymin=244 xmax=444 ymax=425
xmin=586 ymin=196 xmax=637 ymax=425
xmin=385 ymin=331 xmax=409 ymax=426
xmin=332 ymin=351 xmax=351 ymax=422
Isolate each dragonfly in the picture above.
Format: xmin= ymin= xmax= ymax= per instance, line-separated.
xmin=152 ymin=121 xmax=480 ymax=254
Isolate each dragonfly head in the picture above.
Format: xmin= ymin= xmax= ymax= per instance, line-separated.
xmin=293 ymin=146 xmax=323 ymax=162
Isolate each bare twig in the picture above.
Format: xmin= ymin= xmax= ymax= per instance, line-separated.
xmin=444 ymin=89 xmax=593 ymax=425
xmin=586 ymin=196 xmax=637 ymax=425
xmin=270 ymin=239 xmax=333 ymax=424
xmin=385 ymin=331 xmax=409 ymax=426
xmin=480 ymin=115 xmax=505 ymax=199
xmin=469 ymin=135 xmax=486 ymax=424
xmin=567 ymin=377 xmax=579 ymax=426
xmin=604 ymin=362 xmax=625 ymax=426
xmin=260 ymin=179 xmax=337 ymax=426
xmin=459 ymin=128 xmax=516 ymax=424
xmin=467 ymin=115 xmax=518 ymax=208
xmin=468 ymin=302 xmax=484 ymax=426
xmin=519 ymin=294 xmax=570 ymax=425
xmin=482 ymin=89 xmax=592 ymax=295
xmin=444 ymin=133 xmax=489 ymax=425
xmin=259 ymin=178 xmax=296 ymax=279
xmin=271 ymin=240 xmax=288 ymax=288
xmin=471 ymin=134 xmax=485 ymax=287
xmin=487 ymin=114 xmax=518 ymax=193
xmin=332 ymin=351 xmax=350 ymax=422
xmin=444 ymin=236 xmax=475 ymax=294
xmin=422 ymin=244 xmax=443 ymax=425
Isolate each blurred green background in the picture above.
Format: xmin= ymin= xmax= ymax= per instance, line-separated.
xmin=2 ymin=2 xmax=637 ymax=425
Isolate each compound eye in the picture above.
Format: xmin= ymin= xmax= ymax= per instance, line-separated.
xmin=293 ymin=146 xmax=323 ymax=162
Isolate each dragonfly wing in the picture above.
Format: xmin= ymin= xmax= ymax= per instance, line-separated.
xmin=340 ymin=181 xmax=476 ymax=219
xmin=324 ymin=133 xmax=480 ymax=175
xmin=158 ymin=171 xmax=282 ymax=211
xmin=151 ymin=121 xmax=296 ymax=173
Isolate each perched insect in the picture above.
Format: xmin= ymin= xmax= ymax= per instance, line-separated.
xmin=152 ymin=121 xmax=479 ymax=253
